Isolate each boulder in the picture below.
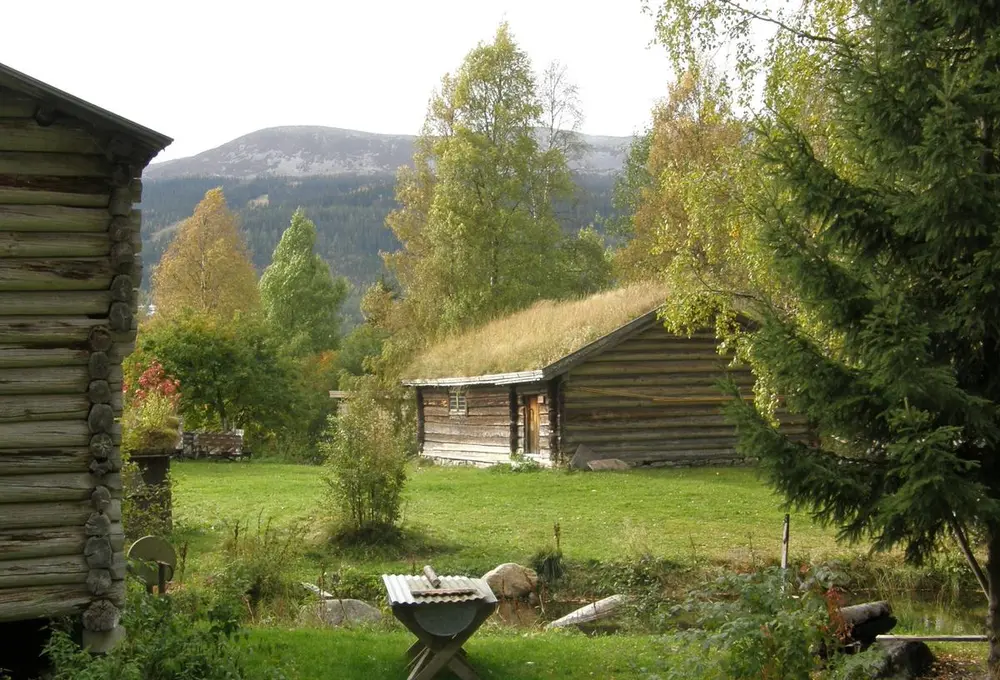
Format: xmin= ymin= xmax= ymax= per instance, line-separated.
xmin=587 ymin=458 xmax=630 ymax=471
xmin=483 ymin=563 xmax=538 ymax=599
xmin=300 ymin=599 xmax=382 ymax=627
xmin=872 ymin=640 xmax=935 ymax=679
xmin=569 ymin=444 xmax=600 ymax=470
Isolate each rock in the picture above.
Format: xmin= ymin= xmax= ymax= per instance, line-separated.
xmin=587 ymin=458 xmax=630 ymax=471
xmin=873 ymin=640 xmax=935 ymax=679
xmin=569 ymin=444 xmax=600 ymax=470
xmin=300 ymin=599 xmax=382 ymax=627
xmin=483 ymin=563 xmax=538 ymax=599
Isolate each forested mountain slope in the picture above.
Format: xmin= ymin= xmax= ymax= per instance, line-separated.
xmin=141 ymin=173 xmax=616 ymax=321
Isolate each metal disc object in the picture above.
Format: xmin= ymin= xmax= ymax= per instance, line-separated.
xmin=413 ymin=601 xmax=479 ymax=637
xmin=127 ymin=535 xmax=177 ymax=586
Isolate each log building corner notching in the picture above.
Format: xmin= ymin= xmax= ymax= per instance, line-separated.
xmin=403 ymin=286 xmax=810 ymax=469
xmin=0 ymin=63 xmax=171 ymax=650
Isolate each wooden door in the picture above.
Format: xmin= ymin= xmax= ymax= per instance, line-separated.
xmin=526 ymin=396 xmax=540 ymax=454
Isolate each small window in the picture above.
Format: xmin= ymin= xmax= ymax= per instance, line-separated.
xmin=449 ymin=389 xmax=467 ymax=416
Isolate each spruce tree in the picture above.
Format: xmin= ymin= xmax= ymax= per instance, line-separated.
xmin=727 ymin=1 xmax=1000 ymax=672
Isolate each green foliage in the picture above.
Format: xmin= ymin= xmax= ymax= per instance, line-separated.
xmin=121 ymin=459 xmax=172 ymax=542
xmin=44 ymin=584 xmax=289 ymax=680
xmin=719 ymin=0 xmax=1000 ymax=566
xmin=260 ymin=208 xmax=350 ymax=356
xmin=383 ymin=23 xmax=610 ymax=343
xmin=135 ymin=313 xmax=299 ymax=447
xmin=142 ymin=173 xmax=617 ymax=324
xmin=121 ymin=360 xmax=181 ymax=455
xmin=530 ymin=547 xmax=565 ymax=585
xmin=121 ymin=393 xmax=180 ymax=455
xmin=660 ymin=569 xmax=880 ymax=680
xmin=323 ymin=387 xmax=409 ymax=542
xmin=218 ymin=516 xmax=307 ymax=622
xmin=336 ymin=323 xmax=387 ymax=376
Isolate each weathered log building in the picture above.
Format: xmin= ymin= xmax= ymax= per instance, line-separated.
xmin=405 ymin=286 xmax=808 ymax=468
xmin=0 ymin=64 xmax=170 ymax=650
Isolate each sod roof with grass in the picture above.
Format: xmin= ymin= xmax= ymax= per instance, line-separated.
xmin=404 ymin=283 xmax=669 ymax=385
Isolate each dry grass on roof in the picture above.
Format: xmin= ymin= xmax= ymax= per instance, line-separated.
xmin=405 ymin=283 xmax=669 ymax=379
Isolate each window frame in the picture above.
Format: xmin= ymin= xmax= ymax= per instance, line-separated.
xmin=448 ymin=388 xmax=468 ymax=416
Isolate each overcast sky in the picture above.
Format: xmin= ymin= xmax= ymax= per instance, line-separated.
xmin=2 ymin=1 xmax=673 ymax=162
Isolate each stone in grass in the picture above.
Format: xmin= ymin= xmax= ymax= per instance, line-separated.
xmin=872 ymin=640 xmax=935 ymax=679
xmin=483 ymin=563 xmax=538 ymax=599
xmin=568 ymin=444 xmax=601 ymax=470
xmin=299 ymin=599 xmax=382 ymax=627
xmin=587 ymin=458 xmax=630 ymax=471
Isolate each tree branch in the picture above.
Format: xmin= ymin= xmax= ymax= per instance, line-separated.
xmin=717 ymin=0 xmax=846 ymax=46
xmin=951 ymin=516 xmax=990 ymax=599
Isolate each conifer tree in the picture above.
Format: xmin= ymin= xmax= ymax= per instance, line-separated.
xmin=260 ymin=208 xmax=349 ymax=356
xmin=712 ymin=1 xmax=1000 ymax=672
xmin=152 ymin=188 xmax=260 ymax=320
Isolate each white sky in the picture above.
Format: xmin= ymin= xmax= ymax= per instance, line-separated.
xmin=1 ymin=1 xmax=674 ymax=161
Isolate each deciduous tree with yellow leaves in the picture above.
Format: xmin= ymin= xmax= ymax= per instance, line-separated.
xmin=151 ymin=188 xmax=260 ymax=320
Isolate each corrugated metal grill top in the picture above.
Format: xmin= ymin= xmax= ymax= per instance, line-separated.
xmin=382 ymin=574 xmax=497 ymax=605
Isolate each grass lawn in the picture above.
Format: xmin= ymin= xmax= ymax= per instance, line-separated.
xmin=249 ymin=627 xmax=665 ymax=680
xmin=171 ymin=461 xmax=856 ymax=576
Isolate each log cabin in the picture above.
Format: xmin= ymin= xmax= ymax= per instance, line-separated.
xmin=0 ymin=63 xmax=170 ymax=652
xmin=404 ymin=285 xmax=809 ymax=468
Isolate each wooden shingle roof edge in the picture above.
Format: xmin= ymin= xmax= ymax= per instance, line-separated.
xmin=0 ymin=62 xmax=172 ymax=155
xmin=402 ymin=308 xmax=661 ymax=388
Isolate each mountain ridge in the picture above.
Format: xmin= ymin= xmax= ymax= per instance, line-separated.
xmin=146 ymin=125 xmax=632 ymax=180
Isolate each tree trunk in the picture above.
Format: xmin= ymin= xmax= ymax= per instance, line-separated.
xmin=987 ymin=527 xmax=1000 ymax=679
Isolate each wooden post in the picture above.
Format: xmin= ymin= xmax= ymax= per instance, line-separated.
xmin=547 ymin=378 xmax=559 ymax=463
xmin=414 ymin=387 xmax=425 ymax=453
xmin=508 ymin=386 xmax=518 ymax=456
xmin=781 ymin=514 xmax=790 ymax=570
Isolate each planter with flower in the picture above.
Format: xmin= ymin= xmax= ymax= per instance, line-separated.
xmin=121 ymin=360 xmax=182 ymax=538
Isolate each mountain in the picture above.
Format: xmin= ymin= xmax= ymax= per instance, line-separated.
xmin=141 ymin=126 xmax=628 ymax=324
xmin=146 ymin=126 xmax=631 ymax=180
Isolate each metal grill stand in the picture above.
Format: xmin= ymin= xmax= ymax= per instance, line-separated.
xmin=383 ymin=568 xmax=498 ymax=680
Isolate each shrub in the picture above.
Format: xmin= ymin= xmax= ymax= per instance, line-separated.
xmin=323 ymin=391 xmax=408 ymax=543
xmin=658 ymin=568 xmax=882 ymax=680
xmin=44 ymin=583 xmax=289 ymax=680
xmin=120 ymin=459 xmax=172 ymax=541
xmin=121 ymin=361 xmax=181 ymax=456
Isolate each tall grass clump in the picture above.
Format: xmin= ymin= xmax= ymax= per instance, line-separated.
xmin=218 ymin=515 xmax=306 ymax=623
xmin=323 ymin=390 xmax=408 ymax=545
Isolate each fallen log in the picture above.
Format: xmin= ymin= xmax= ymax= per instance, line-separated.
xmin=545 ymin=595 xmax=623 ymax=630
xmin=837 ymin=601 xmax=897 ymax=650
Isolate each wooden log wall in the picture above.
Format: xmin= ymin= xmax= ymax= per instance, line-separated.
xmin=562 ymin=324 xmax=811 ymax=466
xmin=420 ymin=386 xmax=513 ymax=466
xmin=0 ymin=85 xmax=147 ymax=647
